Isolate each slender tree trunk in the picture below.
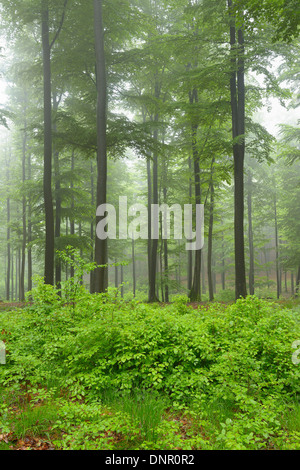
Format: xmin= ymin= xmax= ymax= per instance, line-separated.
xmin=20 ymin=122 xmax=27 ymax=302
xmin=53 ymin=92 xmax=62 ymax=291
xmin=65 ymin=219 xmax=69 ymax=280
xmin=120 ymin=264 xmax=124 ymax=298
xmin=295 ymin=266 xmax=300 ymax=297
xmin=90 ymin=162 xmax=95 ymax=291
xmin=27 ymin=148 xmax=32 ymax=293
xmin=187 ymin=155 xmax=193 ymax=292
xmin=70 ymin=151 xmax=75 ymax=279
xmin=207 ymin=166 xmax=215 ymax=302
xmin=148 ymin=81 xmax=160 ymax=303
xmin=274 ymin=183 xmax=280 ymax=299
xmin=228 ymin=0 xmax=247 ymax=299
xmin=221 ymin=224 xmax=226 ymax=290
xmin=132 ymin=237 xmax=136 ymax=298
xmin=6 ymin=157 xmax=10 ymax=301
xmin=291 ymin=271 xmax=294 ymax=296
xmin=263 ymin=247 xmax=270 ymax=288
xmin=42 ymin=0 xmax=54 ymax=285
xmin=115 ymin=260 xmax=118 ymax=289
xmin=159 ymin=209 xmax=164 ymax=302
xmin=92 ymin=0 xmax=108 ymax=293
xmin=189 ymin=88 xmax=202 ymax=302
xmin=201 ymin=249 xmax=206 ymax=294
xmin=19 ymin=95 xmax=28 ymax=301
xmin=11 ymin=248 xmax=14 ymax=301
xmin=147 ymin=155 xmax=152 ymax=285
xmin=16 ymin=248 xmax=20 ymax=301
xmin=213 ymin=256 xmax=217 ymax=294
xmin=15 ymin=250 xmax=17 ymax=301
xmin=162 ymin=154 xmax=169 ymax=302
xmin=247 ymin=170 xmax=255 ymax=295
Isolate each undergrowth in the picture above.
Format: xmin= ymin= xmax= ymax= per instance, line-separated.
xmin=0 ymin=265 xmax=300 ymax=450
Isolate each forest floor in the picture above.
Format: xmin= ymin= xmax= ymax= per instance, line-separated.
xmin=0 ymin=294 xmax=299 ymax=450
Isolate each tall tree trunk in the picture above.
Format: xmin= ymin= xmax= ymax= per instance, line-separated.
xmin=11 ymin=248 xmax=14 ymax=301
xmin=42 ymin=0 xmax=54 ymax=285
xmin=148 ymin=81 xmax=160 ymax=303
xmin=274 ymin=182 xmax=280 ymax=299
xmin=247 ymin=169 xmax=255 ymax=295
xmin=53 ymin=92 xmax=62 ymax=291
xmin=162 ymin=152 xmax=169 ymax=302
xmin=6 ymin=155 xmax=10 ymax=301
xmin=221 ymin=223 xmax=226 ymax=290
xmin=70 ymin=151 xmax=75 ymax=279
xmin=189 ymin=89 xmax=201 ymax=302
xmin=90 ymin=162 xmax=95 ymax=291
xmin=147 ymin=155 xmax=152 ymax=285
xmin=284 ymin=270 xmax=287 ymax=293
xmin=213 ymin=255 xmax=217 ymax=294
xmin=187 ymin=155 xmax=193 ymax=292
xmin=27 ymin=147 xmax=32 ymax=293
xmin=201 ymin=249 xmax=206 ymax=294
xmin=291 ymin=271 xmax=294 ymax=296
xmin=120 ymin=264 xmax=124 ymax=298
xmin=207 ymin=163 xmax=215 ymax=302
xmin=20 ymin=106 xmax=27 ymax=302
xmin=263 ymin=247 xmax=270 ymax=288
xmin=228 ymin=0 xmax=247 ymax=299
xmin=132 ymin=237 xmax=136 ymax=298
xmin=296 ymin=266 xmax=300 ymax=297
xmin=65 ymin=219 xmax=69 ymax=280
xmin=16 ymin=248 xmax=19 ymax=301
xmin=92 ymin=0 xmax=108 ymax=293
xmin=115 ymin=260 xmax=118 ymax=289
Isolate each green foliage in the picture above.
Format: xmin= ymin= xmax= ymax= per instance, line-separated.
xmin=0 ymin=292 xmax=299 ymax=449
xmin=25 ymin=275 xmax=61 ymax=310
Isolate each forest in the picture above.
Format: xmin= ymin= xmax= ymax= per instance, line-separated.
xmin=0 ymin=0 xmax=299 ymax=452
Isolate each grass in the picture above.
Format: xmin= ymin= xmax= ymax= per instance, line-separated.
xmin=10 ymin=402 xmax=58 ymax=441
xmin=116 ymin=389 xmax=166 ymax=442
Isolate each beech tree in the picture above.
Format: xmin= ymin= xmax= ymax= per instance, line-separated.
xmin=0 ymin=0 xmax=298 ymax=303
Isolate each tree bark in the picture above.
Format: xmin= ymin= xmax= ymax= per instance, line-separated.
xmin=296 ymin=266 xmax=300 ymax=297
xmin=20 ymin=101 xmax=27 ymax=302
xmin=53 ymin=92 xmax=62 ymax=291
xmin=162 ymin=150 xmax=169 ymax=302
xmin=187 ymin=155 xmax=193 ymax=292
xmin=42 ymin=0 xmax=54 ymax=285
xmin=291 ymin=271 xmax=294 ymax=296
xmin=11 ymin=248 xmax=14 ymax=301
xmin=148 ymin=80 xmax=160 ymax=303
xmin=6 ymin=154 xmax=10 ymax=301
xmin=188 ymin=89 xmax=202 ymax=302
xmin=92 ymin=0 xmax=108 ymax=293
xmin=70 ymin=151 xmax=75 ymax=279
xmin=207 ymin=162 xmax=215 ymax=302
xmin=147 ymin=155 xmax=152 ymax=285
xmin=274 ymin=182 xmax=281 ymax=299
xmin=247 ymin=170 xmax=254 ymax=295
xmin=90 ymin=162 xmax=95 ymax=291
xmin=221 ymin=223 xmax=226 ymax=290
xmin=120 ymin=264 xmax=124 ymax=298
xmin=27 ymin=146 xmax=32 ymax=293
xmin=228 ymin=0 xmax=247 ymax=299
xmin=132 ymin=237 xmax=136 ymax=298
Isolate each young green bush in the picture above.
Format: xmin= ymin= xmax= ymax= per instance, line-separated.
xmin=1 ymin=286 xmax=299 ymax=449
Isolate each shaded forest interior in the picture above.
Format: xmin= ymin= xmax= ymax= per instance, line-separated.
xmin=0 ymin=0 xmax=299 ymax=303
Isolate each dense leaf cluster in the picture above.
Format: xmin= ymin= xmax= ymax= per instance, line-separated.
xmin=0 ymin=288 xmax=299 ymax=449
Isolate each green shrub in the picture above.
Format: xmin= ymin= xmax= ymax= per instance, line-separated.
xmin=1 ymin=291 xmax=299 ymax=449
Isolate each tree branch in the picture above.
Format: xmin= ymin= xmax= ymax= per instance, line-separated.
xmin=50 ymin=0 xmax=68 ymax=50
